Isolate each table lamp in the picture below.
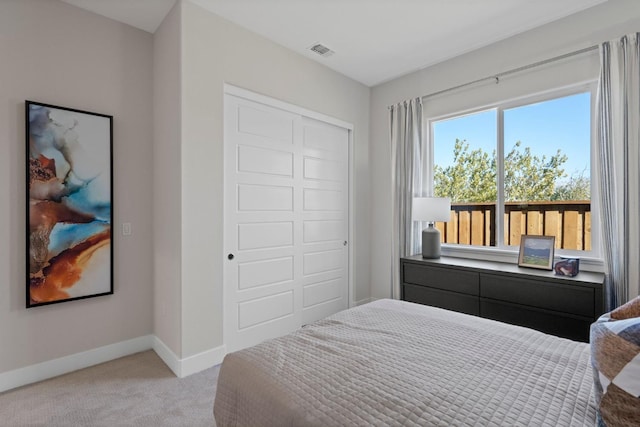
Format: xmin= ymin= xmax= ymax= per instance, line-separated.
xmin=413 ymin=197 xmax=451 ymax=259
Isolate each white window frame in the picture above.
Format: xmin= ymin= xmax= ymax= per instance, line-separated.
xmin=425 ymin=81 xmax=602 ymax=270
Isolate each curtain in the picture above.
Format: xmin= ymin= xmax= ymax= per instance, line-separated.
xmin=390 ymin=98 xmax=424 ymax=299
xmin=596 ymin=32 xmax=640 ymax=309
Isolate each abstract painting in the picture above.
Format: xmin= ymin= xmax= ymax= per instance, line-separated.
xmin=26 ymin=101 xmax=113 ymax=307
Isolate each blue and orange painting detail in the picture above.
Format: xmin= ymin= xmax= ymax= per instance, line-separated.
xmin=27 ymin=101 xmax=113 ymax=307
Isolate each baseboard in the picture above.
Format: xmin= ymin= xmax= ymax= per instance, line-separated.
xmin=152 ymin=336 xmax=226 ymax=378
xmin=180 ymin=344 xmax=227 ymax=377
xmin=0 ymin=335 xmax=228 ymax=393
xmin=0 ymin=335 xmax=154 ymax=393
xmin=151 ymin=336 xmax=181 ymax=376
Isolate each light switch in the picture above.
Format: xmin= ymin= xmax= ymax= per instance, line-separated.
xmin=122 ymin=222 xmax=132 ymax=236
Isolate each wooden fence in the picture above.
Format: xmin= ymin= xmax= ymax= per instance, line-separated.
xmin=434 ymin=201 xmax=591 ymax=250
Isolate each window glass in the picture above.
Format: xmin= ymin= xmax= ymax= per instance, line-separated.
xmin=503 ymin=93 xmax=591 ymax=250
xmin=434 ymin=110 xmax=497 ymax=246
xmin=431 ymin=90 xmax=592 ymax=253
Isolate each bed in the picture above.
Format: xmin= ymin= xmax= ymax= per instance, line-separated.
xmin=214 ymin=299 xmax=598 ymax=426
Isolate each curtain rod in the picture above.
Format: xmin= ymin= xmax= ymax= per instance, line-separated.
xmin=388 ymin=44 xmax=598 ymax=108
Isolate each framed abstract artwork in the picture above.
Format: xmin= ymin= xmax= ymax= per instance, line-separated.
xmin=26 ymin=101 xmax=113 ymax=307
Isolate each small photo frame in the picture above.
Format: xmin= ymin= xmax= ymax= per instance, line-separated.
xmin=518 ymin=235 xmax=555 ymax=270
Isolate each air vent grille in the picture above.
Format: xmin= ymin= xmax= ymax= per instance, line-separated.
xmin=309 ymin=43 xmax=334 ymax=57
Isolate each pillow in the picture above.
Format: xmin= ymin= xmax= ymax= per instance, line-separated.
xmin=611 ymin=296 xmax=640 ymax=320
xmin=590 ymin=311 xmax=640 ymax=427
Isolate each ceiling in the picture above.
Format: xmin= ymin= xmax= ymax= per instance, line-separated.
xmin=60 ymin=0 xmax=608 ymax=87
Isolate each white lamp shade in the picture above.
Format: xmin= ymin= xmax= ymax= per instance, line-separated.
xmin=413 ymin=197 xmax=451 ymax=222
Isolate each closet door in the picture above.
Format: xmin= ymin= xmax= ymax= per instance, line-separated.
xmin=300 ymin=117 xmax=349 ymax=325
xmin=223 ymin=92 xmax=349 ymax=352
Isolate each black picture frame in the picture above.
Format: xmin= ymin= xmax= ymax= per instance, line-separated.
xmin=26 ymin=101 xmax=113 ymax=307
xmin=517 ymin=235 xmax=555 ymax=270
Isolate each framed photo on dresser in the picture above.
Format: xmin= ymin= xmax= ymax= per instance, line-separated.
xmin=518 ymin=235 xmax=555 ymax=270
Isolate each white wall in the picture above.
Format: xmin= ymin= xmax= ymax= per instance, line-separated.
xmin=370 ymin=0 xmax=640 ymax=300
xmin=0 ymin=0 xmax=154 ymax=375
xmin=178 ymin=0 xmax=371 ymax=357
xmin=153 ymin=2 xmax=183 ymax=359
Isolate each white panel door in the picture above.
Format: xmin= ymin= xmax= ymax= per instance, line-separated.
xmin=224 ymin=92 xmax=349 ymax=352
xmin=301 ymin=117 xmax=349 ymax=324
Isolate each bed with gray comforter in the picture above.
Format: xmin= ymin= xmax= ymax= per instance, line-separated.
xmin=213 ymin=298 xmax=596 ymax=426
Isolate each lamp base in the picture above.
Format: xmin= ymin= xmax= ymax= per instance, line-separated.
xmin=422 ymin=225 xmax=441 ymax=259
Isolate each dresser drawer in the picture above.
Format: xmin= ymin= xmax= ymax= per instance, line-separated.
xmin=480 ymin=299 xmax=591 ymax=342
xmin=403 ymin=284 xmax=480 ymax=316
xmin=480 ymin=274 xmax=594 ymax=318
xmin=403 ymin=263 xmax=479 ymax=295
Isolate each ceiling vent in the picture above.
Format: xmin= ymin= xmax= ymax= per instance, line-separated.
xmin=309 ymin=43 xmax=334 ymax=57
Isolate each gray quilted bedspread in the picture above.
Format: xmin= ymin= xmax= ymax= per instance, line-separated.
xmin=214 ymin=299 xmax=596 ymax=426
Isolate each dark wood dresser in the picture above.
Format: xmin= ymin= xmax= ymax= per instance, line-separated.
xmin=400 ymin=255 xmax=605 ymax=342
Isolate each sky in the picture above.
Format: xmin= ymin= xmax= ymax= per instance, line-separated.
xmin=433 ymin=92 xmax=591 ymax=181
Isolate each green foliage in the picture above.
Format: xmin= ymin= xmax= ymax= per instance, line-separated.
xmin=434 ymin=139 xmax=496 ymax=202
xmin=552 ymin=170 xmax=591 ymax=201
xmin=435 ymin=139 xmax=588 ymax=203
xmin=504 ymin=141 xmax=567 ymax=202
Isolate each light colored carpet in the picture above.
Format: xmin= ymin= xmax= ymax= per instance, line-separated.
xmin=0 ymin=350 xmax=220 ymax=427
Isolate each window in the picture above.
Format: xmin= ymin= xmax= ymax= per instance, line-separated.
xmin=430 ymin=85 xmax=596 ymax=257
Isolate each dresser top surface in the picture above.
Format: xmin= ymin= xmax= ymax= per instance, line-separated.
xmin=402 ymin=255 xmax=604 ymax=286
